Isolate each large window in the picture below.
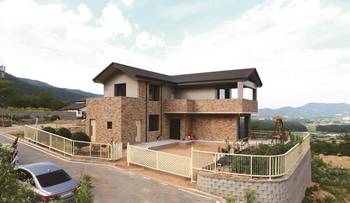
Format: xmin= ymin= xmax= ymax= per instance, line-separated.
xmin=107 ymin=121 xmax=112 ymax=129
xmin=148 ymin=115 xmax=159 ymax=131
xmin=114 ymin=83 xmax=126 ymax=96
xmin=216 ymin=88 xmax=230 ymax=99
xmin=149 ymin=85 xmax=160 ymax=101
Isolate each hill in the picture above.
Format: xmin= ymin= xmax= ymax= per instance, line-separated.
xmin=258 ymin=103 xmax=350 ymax=118
xmin=5 ymin=73 xmax=99 ymax=101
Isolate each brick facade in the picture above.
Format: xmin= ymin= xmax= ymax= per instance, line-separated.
xmin=86 ymin=81 xmax=253 ymax=144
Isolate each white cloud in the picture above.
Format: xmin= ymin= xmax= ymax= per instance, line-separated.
xmin=121 ymin=0 xmax=134 ymax=7
xmin=0 ymin=0 xmax=349 ymax=108
xmin=135 ymin=31 xmax=165 ymax=50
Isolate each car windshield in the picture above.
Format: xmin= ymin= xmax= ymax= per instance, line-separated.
xmin=36 ymin=169 xmax=71 ymax=188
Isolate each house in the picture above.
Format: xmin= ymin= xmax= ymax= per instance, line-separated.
xmin=60 ymin=100 xmax=86 ymax=119
xmin=85 ymin=62 xmax=262 ymax=144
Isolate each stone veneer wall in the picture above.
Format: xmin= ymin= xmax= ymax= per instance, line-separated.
xmin=191 ymin=114 xmax=238 ymax=142
xmin=196 ymin=149 xmax=312 ymax=203
xmin=85 ymin=97 xmax=122 ymax=143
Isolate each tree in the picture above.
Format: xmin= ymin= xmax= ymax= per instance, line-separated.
xmin=75 ymin=175 xmax=93 ymax=203
xmin=0 ymin=144 xmax=35 ymax=202
xmin=42 ymin=127 xmax=56 ymax=134
xmin=0 ymin=80 xmax=14 ymax=106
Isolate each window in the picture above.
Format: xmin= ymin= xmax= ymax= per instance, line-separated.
xmin=148 ymin=115 xmax=159 ymax=131
xmin=107 ymin=121 xmax=112 ymax=129
xmin=36 ymin=169 xmax=71 ymax=188
xmin=114 ymin=83 xmax=126 ymax=96
xmin=149 ymin=85 xmax=160 ymax=101
xmin=216 ymin=88 xmax=230 ymax=99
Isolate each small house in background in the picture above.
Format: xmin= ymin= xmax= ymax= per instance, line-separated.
xmin=60 ymin=100 xmax=86 ymax=119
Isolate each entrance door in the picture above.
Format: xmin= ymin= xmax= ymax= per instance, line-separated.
xmin=90 ymin=119 xmax=96 ymax=142
xmin=170 ymin=119 xmax=181 ymax=140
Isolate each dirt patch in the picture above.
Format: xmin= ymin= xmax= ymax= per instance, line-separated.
xmin=320 ymin=154 xmax=350 ymax=169
xmin=159 ymin=142 xmax=225 ymax=157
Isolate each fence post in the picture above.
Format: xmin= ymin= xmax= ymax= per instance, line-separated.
xmin=49 ymin=133 xmax=52 ymax=150
xmin=190 ymin=147 xmax=193 ymax=182
xmin=156 ymin=151 xmax=159 ymax=170
xmin=90 ymin=143 xmax=92 ymax=157
xmin=213 ymin=153 xmax=217 ymax=172
xmin=269 ymin=156 xmax=272 ymax=180
xmin=250 ymin=156 xmax=253 ymax=179
xmin=72 ymin=141 xmax=75 ymax=155
xmin=127 ymin=143 xmax=130 ymax=166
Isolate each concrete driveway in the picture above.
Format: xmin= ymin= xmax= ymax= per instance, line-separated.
xmin=0 ymin=131 xmax=216 ymax=203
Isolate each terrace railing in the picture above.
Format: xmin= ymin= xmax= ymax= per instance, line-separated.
xmin=23 ymin=125 xmax=122 ymax=160
xmin=192 ymin=132 xmax=310 ymax=179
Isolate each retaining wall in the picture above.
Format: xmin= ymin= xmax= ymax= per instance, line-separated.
xmin=196 ymin=149 xmax=311 ymax=203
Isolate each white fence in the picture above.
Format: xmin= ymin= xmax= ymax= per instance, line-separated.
xmin=24 ymin=125 xmax=122 ymax=161
xmin=192 ymin=133 xmax=310 ymax=179
xmin=127 ymin=133 xmax=310 ymax=180
xmin=127 ymin=144 xmax=191 ymax=178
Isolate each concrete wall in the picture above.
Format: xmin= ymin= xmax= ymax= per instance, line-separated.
xmin=103 ymin=72 xmax=139 ymax=98
xmin=196 ymin=149 xmax=312 ymax=203
xmin=175 ymin=87 xmax=216 ymax=100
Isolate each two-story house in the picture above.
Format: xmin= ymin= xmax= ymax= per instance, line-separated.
xmin=85 ymin=62 xmax=262 ymax=145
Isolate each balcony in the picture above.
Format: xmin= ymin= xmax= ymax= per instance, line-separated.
xmin=163 ymin=99 xmax=257 ymax=114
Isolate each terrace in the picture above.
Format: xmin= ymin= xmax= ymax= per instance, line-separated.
xmin=127 ymin=131 xmax=310 ymax=180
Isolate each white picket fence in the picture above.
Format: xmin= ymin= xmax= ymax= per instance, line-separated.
xmin=24 ymin=125 xmax=122 ymax=161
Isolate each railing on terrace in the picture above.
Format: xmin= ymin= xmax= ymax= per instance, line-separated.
xmin=192 ymin=132 xmax=310 ymax=180
xmin=23 ymin=125 xmax=122 ymax=160
xmin=127 ymin=143 xmax=192 ymax=178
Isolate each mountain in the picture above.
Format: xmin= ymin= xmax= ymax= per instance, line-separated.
xmin=5 ymin=73 xmax=100 ymax=101
xmin=257 ymin=103 xmax=350 ymax=118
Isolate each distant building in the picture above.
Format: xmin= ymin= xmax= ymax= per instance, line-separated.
xmin=60 ymin=100 xmax=86 ymax=119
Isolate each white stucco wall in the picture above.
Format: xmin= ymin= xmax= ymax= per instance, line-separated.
xmin=175 ymin=87 xmax=216 ymax=100
xmin=103 ymin=72 xmax=139 ymax=98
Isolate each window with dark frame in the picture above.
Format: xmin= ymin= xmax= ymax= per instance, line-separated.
xmin=114 ymin=83 xmax=126 ymax=96
xmin=107 ymin=121 xmax=112 ymax=129
xmin=149 ymin=85 xmax=160 ymax=101
xmin=148 ymin=115 xmax=159 ymax=131
xmin=216 ymin=88 xmax=230 ymax=99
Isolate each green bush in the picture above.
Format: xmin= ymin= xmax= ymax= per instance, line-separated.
xmin=72 ymin=132 xmax=90 ymax=142
xmin=42 ymin=126 xmax=56 ymax=134
xmin=75 ymin=175 xmax=93 ymax=203
xmin=251 ymin=120 xmax=307 ymax=132
xmin=225 ymin=194 xmax=235 ymax=203
xmin=244 ymin=189 xmax=256 ymax=203
xmin=311 ymin=154 xmax=350 ymax=202
xmin=56 ymin=127 xmax=72 ymax=139
xmin=0 ymin=144 xmax=35 ymax=202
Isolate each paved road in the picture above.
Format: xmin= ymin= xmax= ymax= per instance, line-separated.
xmin=0 ymin=132 xmax=215 ymax=203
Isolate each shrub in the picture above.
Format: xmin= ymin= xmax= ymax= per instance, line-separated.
xmin=244 ymin=189 xmax=256 ymax=203
xmin=42 ymin=126 xmax=56 ymax=134
xmin=0 ymin=144 xmax=35 ymax=202
xmin=225 ymin=194 xmax=235 ymax=203
xmin=56 ymin=127 xmax=72 ymax=139
xmin=75 ymin=175 xmax=93 ymax=203
xmin=72 ymin=132 xmax=90 ymax=142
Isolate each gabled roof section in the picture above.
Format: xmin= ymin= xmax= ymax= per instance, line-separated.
xmin=172 ymin=68 xmax=262 ymax=87
xmin=93 ymin=62 xmax=173 ymax=84
xmin=93 ymin=62 xmax=263 ymax=87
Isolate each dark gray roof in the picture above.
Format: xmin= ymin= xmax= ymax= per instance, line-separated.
xmin=60 ymin=102 xmax=86 ymax=111
xmin=93 ymin=62 xmax=262 ymax=87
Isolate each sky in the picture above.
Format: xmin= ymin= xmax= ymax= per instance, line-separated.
xmin=0 ymin=0 xmax=349 ymax=108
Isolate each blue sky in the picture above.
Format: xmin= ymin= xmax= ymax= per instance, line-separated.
xmin=0 ymin=0 xmax=350 ymax=108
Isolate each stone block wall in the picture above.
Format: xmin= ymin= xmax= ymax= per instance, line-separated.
xmin=196 ymin=149 xmax=312 ymax=203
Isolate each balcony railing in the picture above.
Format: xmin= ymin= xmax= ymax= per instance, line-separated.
xmin=163 ymin=99 xmax=257 ymax=113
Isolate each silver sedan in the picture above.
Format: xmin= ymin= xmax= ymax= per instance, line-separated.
xmin=17 ymin=162 xmax=79 ymax=202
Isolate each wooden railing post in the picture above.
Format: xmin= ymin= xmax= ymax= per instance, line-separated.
xmin=213 ymin=153 xmax=217 ymax=172
xmin=269 ymin=156 xmax=272 ymax=180
xmin=127 ymin=143 xmax=130 ymax=166
xmin=250 ymin=156 xmax=253 ymax=179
